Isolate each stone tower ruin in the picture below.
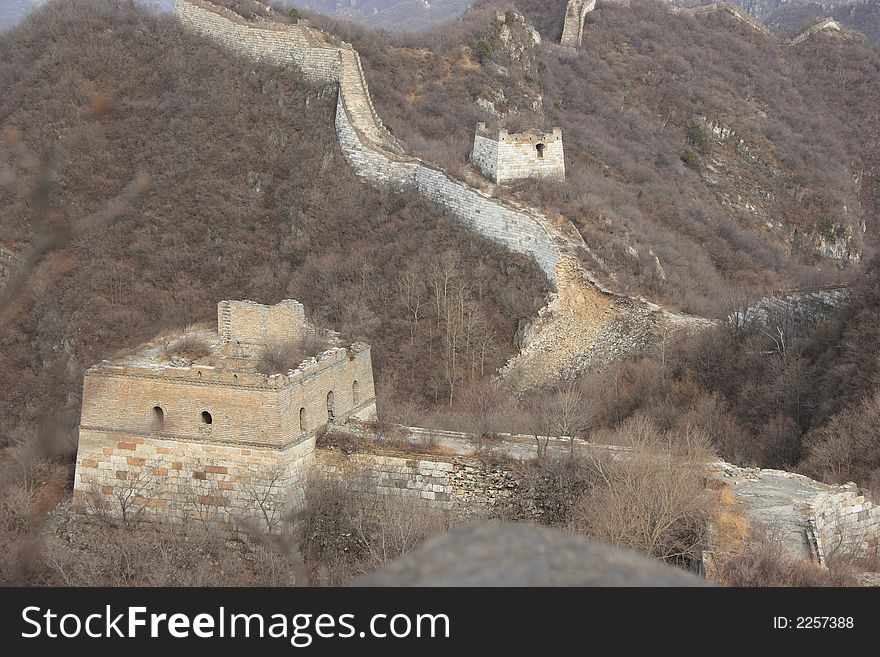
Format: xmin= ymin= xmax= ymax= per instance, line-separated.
xmin=71 ymin=299 xmax=377 ymax=532
xmin=471 ymin=123 xmax=565 ymax=184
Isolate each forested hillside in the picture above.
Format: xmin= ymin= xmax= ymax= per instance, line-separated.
xmin=0 ymin=0 xmax=545 ymax=453
xmin=315 ymin=0 xmax=878 ymax=316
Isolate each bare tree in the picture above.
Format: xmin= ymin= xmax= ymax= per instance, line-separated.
xmin=544 ymin=381 xmax=593 ymax=456
xmin=569 ymin=416 xmax=713 ymax=563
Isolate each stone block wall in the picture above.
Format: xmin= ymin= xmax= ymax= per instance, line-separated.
xmin=73 ymin=430 xmax=315 ymax=531
xmin=471 ymin=132 xmax=500 ymax=181
xmin=335 ymin=102 xmax=563 ymax=284
xmin=174 ymin=0 xmax=342 ymax=83
xmin=317 ymin=448 xmax=531 ymax=520
xmin=218 ymin=299 xmax=307 ymax=348
xmin=471 ymin=124 xmax=565 ymax=184
xmin=812 ymin=490 xmax=880 ymax=558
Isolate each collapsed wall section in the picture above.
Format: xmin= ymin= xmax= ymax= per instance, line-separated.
xmin=317 ymin=447 xmax=537 ymax=520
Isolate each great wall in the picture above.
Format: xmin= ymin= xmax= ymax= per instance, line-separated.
xmin=172 ymin=0 xmax=712 ymax=394
xmin=62 ymin=0 xmax=878 ymax=581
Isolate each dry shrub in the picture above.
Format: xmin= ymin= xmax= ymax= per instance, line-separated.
xmin=519 ymin=454 xmax=600 ymax=525
xmin=39 ymin=520 xmax=300 ymax=586
xmin=254 ymin=334 xmax=329 ymax=374
xmin=297 ymin=469 xmax=448 ymax=584
xmin=161 ymin=333 xmax=212 ymax=363
xmin=719 ymin=532 xmax=858 ymax=587
xmin=567 ymin=416 xmax=713 ymax=564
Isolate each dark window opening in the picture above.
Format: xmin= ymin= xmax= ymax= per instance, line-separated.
xmin=536 ymin=143 xmax=546 ymax=159
xmin=201 ymin=410 xmax=213 ymax=425
xmin=327 ymin=391 xmax=335 ymax=422
xmin=352 ymin=381 xmax=360 ymax=405
xmin=299 ymin=407 xmax=307 ymax=432
xmin=153 ymin=406 xmax=164 ymax=429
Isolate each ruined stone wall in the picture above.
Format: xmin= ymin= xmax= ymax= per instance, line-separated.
xmin=73 ymin=430 xmax=315 ymax=531
xmin=218 ymin=299 xmax=307 ymax=348
xmin=812 ymin=489 xmax=880 ymax=559
xmin=471 ymin=125 xmax=565 ymax=184
xmin=317 ymin=448 xmax=531 ymax=520
xmin=334 ymin=101 xmax=563 ymax=283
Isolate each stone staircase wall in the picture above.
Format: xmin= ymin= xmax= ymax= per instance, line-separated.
xmin=560 ymin=0 xmax=596 ymax=48
xmin=174 ymin=0 xmax=704 ymax=390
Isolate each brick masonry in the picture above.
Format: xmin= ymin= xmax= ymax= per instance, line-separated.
xmin=72 ymin=299 xmax=377 ymax=531
xmin=471 ymin=123 xmax=565 ymax=184
xmin=317 ymin=448 xmax=530 ymax=520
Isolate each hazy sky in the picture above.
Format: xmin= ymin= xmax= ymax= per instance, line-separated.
xmin=0 ymin=0 xmax=173 ymax=31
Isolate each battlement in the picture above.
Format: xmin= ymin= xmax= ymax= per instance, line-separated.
xmin=472 ymin=123 xmax=565 ymax=184
xmin=72 ymin=299 xmax=377 ymax=531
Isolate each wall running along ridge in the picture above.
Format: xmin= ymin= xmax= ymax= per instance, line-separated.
xmin=560 ymin=0 xmax=596 ymax=48
xmin=173 ymin=0 xmax=706 ymax=392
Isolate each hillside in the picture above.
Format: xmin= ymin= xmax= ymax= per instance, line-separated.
xmin=0 ymin=0 xmax=545 ymax=450
xmin=313 ymin=0 xmax=878 ymax=316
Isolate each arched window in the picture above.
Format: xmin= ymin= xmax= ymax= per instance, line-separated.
xmin=153 ymin=406 xmax=164 ymax=429
xmin=536 ymin=143 xmax=546 ymax=159
xmin=201 ymin=410 xmax=213 ymax=425
xmin=352 ymin=380 xmax=360 ymax=405
xmin=327 ymin=391 xmax=335 ymax=422
xmin=299 ymin=407 xmax=307 ymax=432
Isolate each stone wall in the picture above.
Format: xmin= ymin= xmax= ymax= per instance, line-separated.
xmin=218 ymin=299 xmax=307 ymax=348
xmin=812 ymin=489 xmax=880 ymax=560
xmin=560 ymin=0 xmax=596 ymax=48
xmin=334 ymin=99 xmax=564 ymax=284
xmin=471 ymin=124 xmax=565 ymax=184
xmin=173 ymin=0 xmax=686 ymax=389
xmin=317 ymin=447 xmax=531 ymax=520
xmin=174 ymin=0 xmax=564 ymax=287
xmin=173 ymin=0 xmax=342 ymax=83
xmin=73 ymin=430 xmax=315 ymax=531
xmin=786 ymin=18 xmax=842 ymax=45
xmin=471 ymin=133 xmax=500 ymax=182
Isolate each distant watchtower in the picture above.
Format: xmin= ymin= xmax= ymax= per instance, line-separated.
xmin=471 ymin=123 xmax=565 ymax=184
